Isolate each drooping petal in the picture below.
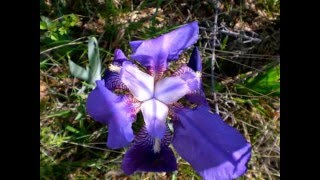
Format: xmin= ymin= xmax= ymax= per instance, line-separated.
xmin=172 ymin=106 xmax=251 ymax=180
xmin=86 ymin=80 xmax=136 ymax=149
xmin=130 ymin=21 xmax=199 ymax=76
xmin=121 ymin=127 xmax=177 ymax=175
xmin=185 ymin=89 xmax=209 ymax=106
xmin=120 ymin=61 xmax=154 ymax=101
xmin=140 ymin=99 xmax=168 ymax=139
xmin=155 ymin=66 xmax=200 ymax=104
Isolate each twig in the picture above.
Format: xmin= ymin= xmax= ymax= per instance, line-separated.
xmin=218 ymin=29 xmax=262 ymax=43
xmin=201 ymin=47 xmax=280 ymax=58
xmin=62 ymin=140 xmax=124 ymax=153
xmin=40 ymin=42 xmax=84 ymax=55
xmin=215 ymin=55 xmax=265 ymax=73
xmin=211 ymin=3 xmax=219 ymax=115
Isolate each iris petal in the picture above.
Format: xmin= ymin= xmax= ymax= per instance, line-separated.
xmin=130 ymin=21 xmax=199 ymax=76
xmin=121 ymin=127 xmax=177 ymax=175
xmin=154 ymin=77 xmax=190 ymax=104
xmin=165 ymin=21 xmax=199 ymax=61
xmin=113 ymin=49 xmax=128 ymax=65
xmin=154 ymin=66 xmax=200 ymax=104
xmin=103 ymin=49 xmax=128 ymax=91
xmin=120 ymin=62 xmax=154 ymax=101
xmin=140 ymin=99 xmax=169 ymax=139
xmin=185 ymin=89 xmax=208 ymax=106
xmin=131 ymin=48 xmax=168 ymax=78
xmin=186 ymin=47 xmax=208 ymax=106
xmin=103 ymin=69 xmax=128 ymax=91
xmin=129 ymin=40 xmax=144 ymax=53
xmin=86 ymin=80 xmax=136 ymax=149
xmin=172 ymin=106 xmax=251 ymax=180
xmin=187 ymin=47 xmax=202 ymax=72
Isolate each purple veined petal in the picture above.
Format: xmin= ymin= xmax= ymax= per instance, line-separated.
xmin=131 ymin=46 xmax=168 ymax=78
xmin=103 ymin=49 xmax=130 ymax=91
xmin=103 ymin=69 xmax=128 ymax=91
xmin=171 ymin=65 xmax=200 ymax=90
xmin=185 ymin=89 xmax=209 ymax=107
xmin=154 ymin=66 xmax=200 ymax=104
xmin=86 ymin=80 xmax=136 ymax=149
xmin=121 ymin=126 xmax=177 ymax=175
xmin=140 ymin=99 xmax=169 ymax=139
xmin=172 ymin=106 xmax=251 ymax=180
xmin=172 ymin=65 xmax=207 ymax=106
xmin=130 ymin=21 xmax=199 ymax=77
xmin=120 ymin=61 xmax=154 ymax=101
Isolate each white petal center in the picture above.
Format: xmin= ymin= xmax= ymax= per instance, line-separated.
xmin=154 ymin=76 xmax=189 ymax=104
xmin=120 ymin=62 xmax=154 ymax=101
xmin=140 ymin=99 xmax=169 ymax=138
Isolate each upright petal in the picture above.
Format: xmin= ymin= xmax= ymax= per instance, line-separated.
xmin=120 ymin=61 xmax=154 ymax=101
xmin=154 ymin=66 xmax=200 ymax=104
xmin=188 ymin=47 xmax=202 ymax=72
xmin=172 ymin=106 xmax=251 ymax=180
xmin=86 ymin=80 xmax=136 ymax=149
xmin=165 ymin=21 xmax=199 ymax=61
xmin=129 ymin=40 xmax=143 ymax=53
xmin=121 ymin=127 xmax=177 ymax=175
xmin=130 ymin=21 xmax=199 ymax=76
xmin=131 ymin=46 xmax=168 ymax=78
xmin=140 ymin=99 xmax=168 ymax=139
xmin=113 ymin=49 xmax=128 ymax=65
xmin=186 ymin=48 xmax=208 ymax=106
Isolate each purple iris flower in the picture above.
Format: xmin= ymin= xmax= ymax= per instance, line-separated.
xmin=86 ymin=22 xmax=251 ymax=179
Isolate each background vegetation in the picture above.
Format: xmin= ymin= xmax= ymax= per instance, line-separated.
xmin=40 ymin=0 xmax=280 ymax=179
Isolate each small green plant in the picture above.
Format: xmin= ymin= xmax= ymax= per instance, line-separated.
xmin=40 ymin=14 xmax=80 ymax=41
xmin=236 ymin=64 xmax=280 ymax=96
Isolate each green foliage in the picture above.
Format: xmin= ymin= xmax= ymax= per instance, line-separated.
xmin=68 ymin=60 xmax=89 ymax=81
xmin=237 ymin=65 xmax=280 ymax=96
xmin=87 ymin=37 xmax=102 ymax=84
xmin=40 ymin=14 xmax=80 ymax=41
xmin=220 ymin=36 xmax=229 ymax=51
xmin=257 ymin=0 xmax=280 ymax=15
xmin=41 ymin=127 xmax=70 ymax=147
xmin=68 ymin=37 xmax=102 ymax=85
xmin=46 ymin=110 xmax=72 ymax=119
